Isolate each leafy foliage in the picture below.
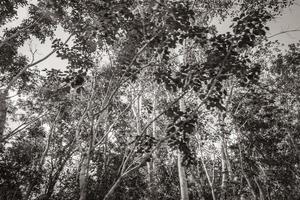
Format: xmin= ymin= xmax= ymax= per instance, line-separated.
xmin=0 ymin=0 xmax=299 ymax=200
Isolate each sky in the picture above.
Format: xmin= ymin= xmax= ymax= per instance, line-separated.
xmin=267 ymin=1 xmax=300 ymax=44
xmin=213 ymin=0 xmax=300 ymax=44
xmin=1 ymin=0 xmax=300 ymax=72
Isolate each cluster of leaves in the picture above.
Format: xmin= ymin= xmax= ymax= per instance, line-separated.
xmin=166 ymin=106 xmax=197 ymax=166
xmin=135 ymin=135 xmax=157 ymax=155
xmin=0 ymin=0 xmax=28 ymax=25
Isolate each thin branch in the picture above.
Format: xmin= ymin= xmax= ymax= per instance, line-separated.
xmin=28 ymin=39 xmax=38 ymax=64
xmin=94 ymin=32 xmax=160 ymax=118
xmin=94 ymin=95 xmax=135 ymax=148
xmin=122 ymin=89 xmax=189 ymax=172
xmin=6 ymin=34 xmax=74 ymax=91
xmin=40 ymin=109 xmax=61 ymax=166
xmin=0 ymin=20 xmax=40 ymax=49
xmin=142 ymin=89 xmax=189 ymax=134
xmin=75 ymin=81 xmax=96 ymax=152
xmin=94 ymin=60 xmax=156 ymax=117
xmin=3 ymin=112 xmax=47 ymax=141
xmin=268 ymin=29 xmax=300 ymax=39
xmin=194 ymin=45 xmax=234 ymax=112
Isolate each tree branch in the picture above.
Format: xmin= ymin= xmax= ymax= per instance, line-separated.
xmin=6 ymin=34 xmax=74 ymax=91
xmin=268 ymin=29 xmax=300 ymax=39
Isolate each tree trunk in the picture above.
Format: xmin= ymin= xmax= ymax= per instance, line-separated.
xmin=199 ymin=153 xmax=216 ymax=200
xmin=103 ymin=176 xmax=122 ymax=200
xmin=178 ymin=99 xmax=189 ymax=200
xmin=0 ymin=90 xmax=8 ymax=144
xmin=254 ymin=177 xmax=266 ymax=200
xmin=220 ymin=141 xmax=227 ymax=200
xmin=79 ymin=128 xmax=93 ymax=200
xmin=237 ymin=128 xmax=257 ymax=200
xmin=147 ymin=160 xmax=155 ymax=199
xmin=178 ymin=151 xmax=189 ymax=200
xmin=147 ymin=89 xmax=158 ymax=200
xmin=44 ymin=143 xmax=75 ymax=200
xmin=219 ymin=111 xmax=232 ymax=200
xmin=79 ymin=154 xmax=89 ymax=200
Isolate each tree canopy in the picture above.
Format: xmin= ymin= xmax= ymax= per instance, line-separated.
xmin=0 ymin=0 xmax=299 ymax=200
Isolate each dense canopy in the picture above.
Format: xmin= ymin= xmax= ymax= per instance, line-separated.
xmin=0 ymin=0 xmax=299 ymax=200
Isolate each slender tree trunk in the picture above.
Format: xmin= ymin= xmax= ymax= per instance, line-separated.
xmin=147 ymin=89 xmax=158 ymax=200
xmin=254 ymin=177 xmax=265 ymax=200
xmin=79 ymin=130 xmax=93 ymax=200
xmin=45 ymin=178 xmax=55 ymax=200
xmin=220 ymin=141 xmax=227 ymax=200
xmin=40 ymin=110 xmax=60 ymax=166
xmin=147 ymin=160 xmax=154 ymax=199
xmin=103 ymin=176 xmax=123 ymax=200
xmin=79 ymin=154 xmax=89 ymax=200
xmin=199 ymin=153 xmax=216 ymax=200
xmin=224 ymin=142 xmax=233 ymax=180
xmin=23 ymin=110 xmax=62 ymax=200
xmin=178 ymin=151 xmax=189 ymax=200
xmin=43 ymin=142 xmax=75 ymax=200
xmin=178 ymin=99 xmax=189 ymax=200
xmin=0 ymin=90 xmax=8 ymax=144
xmin=237 ymin=128 xmax=257 ymax=200
xmin=135 ymin=82 xmax=156 ymax=199
xmin=219 ymin=112 xmax=227 ymax=200
xmin=219 ymin=102 xmax=236 ymax=199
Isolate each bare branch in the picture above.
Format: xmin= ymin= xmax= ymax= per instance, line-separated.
xmin=268 ymin=29 xmax=300 ymax=39
xmin=6 ymin=34 xmax=74 ymax=92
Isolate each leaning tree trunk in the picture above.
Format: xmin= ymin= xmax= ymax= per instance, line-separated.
xmin=178 ymin=99 xmax=189 ymax=200
xmin=199 ymin=153 xmax=216 ymax=200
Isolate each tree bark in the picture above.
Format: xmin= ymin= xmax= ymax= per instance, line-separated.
xmin=220 ymin=141 xmax=227 ymax=200
xmin=178 ymin=99 xmax=189 ymax=200
xmin=79 ymin=154 xmax=89 ymax=200
xmin=178 ymin=151 xmax=189 ymax=200
xmin=147 ymin=160 xmax=154 ymax=199
xmin=147 ymin=88 xmax=158 ymax=200
xmin=0 ymin=90 xmax=8 ymax=144
xmin=79 ymin=128 xmax=93 ymax=200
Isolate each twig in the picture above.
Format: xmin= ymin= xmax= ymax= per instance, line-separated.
xmin=6 ymin=34 xmax=74 ymax=91
xmin=268 ymin=29 xmax=300 ymax=39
